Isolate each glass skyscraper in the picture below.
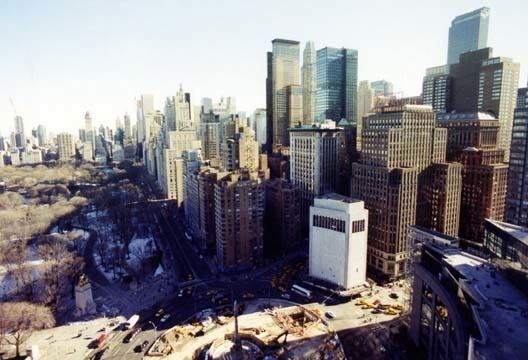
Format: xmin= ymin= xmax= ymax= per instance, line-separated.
xmin=315 ymin=47 xmax=358 ymax=124
xmin=447 ymin=7 xmax=490 ymax=65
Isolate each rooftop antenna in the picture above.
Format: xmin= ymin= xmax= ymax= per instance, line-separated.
xmin=9 ymin=98 xmax=18 ymax=116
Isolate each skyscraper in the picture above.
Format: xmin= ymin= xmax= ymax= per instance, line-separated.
xmin=370 ymin=80 xmax=393 ymax=97
xmin=315 ymin=47 xmax=358 ymax=124
xmin=268 ymin=39 xmax=302 ymax=149
xmin=449 ymin=48 xmax=520 ymax=160
xmin=447 ymin=7 xmax=490 ymax=65
xmin=124 ymin=113 xmax=132 ymax=139
xmin=437 ymin=112 xmax=508 ymax=243
xmin=290 ymin=121 xmax=342 ymax=230
xmin=302 ymin=41 xmax=316 ymax=125
xmin=215 ymin=171 xmax=265 ymax=271
xmin=422 ymin=65 xmax=451 ymax=113
xmin=57 ymin=133 xmax=74 ymax=161
xmin=356 ymin=80 xmax=374 ymax=150
xmin=36 ymin=125 xmax=47 ymax=147
xmin=506 ymin=85 xmax=528 ymax=226
xmin=351 ymin=105 xmax=451 ymax=278
xmin=13 ymin=116 xmax=25 ymax=148
xmin=252 ymin=108 xmax=267 ymax=148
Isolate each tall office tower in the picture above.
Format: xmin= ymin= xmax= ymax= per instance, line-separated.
xmin=57 ymin=133 xmax=74 ymax=161
xmin=336 ymin=119 xmax=357 ymax=196
xmin=356 ymin=81 xmax=374 ymax=151
xmin=437 ymin=112 xmax=508 ymax=243
xmin=422 ymin=65 xmax=452 ymax=113
xmin=200 ymin=112 xmax=222 ymax=167
xmin=186 ymin=166 xmax=224 ymax=251
xmin=124 ymin=113 xmax=132 ymax=139
xmin=175 ymin=85 xmax=193 ymax=130
xmin=309 ymin=194 xmax=368 ymax=289
xmin=144 ymin=111 xmax=163 ymax=175
xmin=13 ymin=115 xmax=25 ymax=147
xmin=351 ymin=105 xmax=450 ymax=278
xmin=237 ymin=126 xmax=259 ymax=171
xmin=252 ymin=108 xmax=267 ymax=148
xmin=266 ymin=51 xmax=273 ymax=152
xmin=268 ymin=39 xmax=302 ymax=149
xmin=447 ymin=7 xmax=490 ymax=65
xmin=264 ymin=178 xmax=301 ymax=256
xmin=506 ymin=87 xmax=528 ymax=226
xmin=157 ymin=129 xmax=201 ymax=203
xmin=315 ymin=47 xmax=358 ymax=124
xmin=290 ymin=121 xmax=342 ymax=231
xmin=36 ymin=125 xmax=47 ymax=146
xmin=449 ymin=48 xmax=520 ymax=161
xmin=302 ymin=41 xmax=316 ymax=124
xmin=517 ymin=87 xmax=528 ymax=108
xmin=115 ymin=116 xmax=123 ymax=132
xmin=370 ymin=80 xmax=394 ymax=97
xmin=137 ymin=94 xmax=154 ymax=146
xmin=215 ymin=171 xmax=265 ymax=271
xmin=417 ymin=163 xmax=463 ymax=237
xmin=202 ymin=98 xmax=213 ymax=114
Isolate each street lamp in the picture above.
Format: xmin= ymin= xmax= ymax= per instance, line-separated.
xmin=148 ymin=321 xmax=157 ymax=339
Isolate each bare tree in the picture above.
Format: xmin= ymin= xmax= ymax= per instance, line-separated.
xmin=0 ymin=302 xmax=55 ymax=358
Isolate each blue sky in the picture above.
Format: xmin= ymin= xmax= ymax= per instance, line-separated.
xmin=1 ymin=0 xmax=527 ymax=135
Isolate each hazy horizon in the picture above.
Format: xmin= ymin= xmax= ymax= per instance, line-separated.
xmin=1 ymin=0 xmax=527 ymax=136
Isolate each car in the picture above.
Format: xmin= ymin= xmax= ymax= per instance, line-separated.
xmin=133 ymin=344 xmax=142 ymax=353
xmin=178 ymin=289 xmax=184 ymax=298
xmin=141 ymin=340 xmax=150 ymax=350
xmin=155 ymin=308 xmax=164 ymax=317
xmin=325 ymin=311 xmax=336 ymax=319
xmin=389 ymin=292 xmax=399 ymax=299
xmin=206 ymin=290 xmax=218 ymax=296
xmin=160 ymin=314 xmax=171 ymax=323
xmin=281 ymin=293 xmax=291 ymax=300
xmin=123 ymin=328 xmax=141 ymax=343
xmin=242 ymin=293 xmax=255 ymax=300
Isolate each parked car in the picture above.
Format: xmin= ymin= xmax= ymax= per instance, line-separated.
xmin=123 ymin=328 xmax=141 ymax=343
xmin=160 ymin=314 xmax=171 ymax=323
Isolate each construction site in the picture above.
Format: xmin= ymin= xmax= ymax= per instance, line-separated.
xmin=145 ymin=299 xmax=346 ymax=360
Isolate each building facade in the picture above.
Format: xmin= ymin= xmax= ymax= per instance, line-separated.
xmin=315 ymin=47 xmax=358 ymax=124
xmin=370 ymin=80 xmax=393 ymax=97
xmin=447 ymin=7 xmax=490 ymax=65
xmin=302 ymin=41 xmax=316 ymax=125
xmin=309 ymin=194 xmax=368 ymax=289
xmin=422 ymin=65 xmax=451 ymax=113
xmin=57 ymin=133 xmax=74 ymax=161
xmin=437 ymin=112 xmax=508 ymax=243
xmin=506 ymin=89 xmax=528 ymax=226
xmin=290 ymin=121 xmax=342 ymax=230
xmin=214 ymin=171 xmax=265 ymax=271
xmin=264 ymin=178 xmax=302 ymax=256
xmin=409 ymin=241 xmax=528 ymax=360
xmin=351 ymin=105 xmax=451 ymax=278
xmin=356 ymin=80 xmax=374 ymax=151
xmin=269 ymin=39 xmax=302 ymax=148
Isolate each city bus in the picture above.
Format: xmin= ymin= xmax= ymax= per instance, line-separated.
xmin=123 ymin=314 xmax=140 ymax=330
xmin=291 ymin=284 xmax=312 ymax=299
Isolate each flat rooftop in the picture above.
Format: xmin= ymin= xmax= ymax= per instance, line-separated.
xmin=435 ymin=246 xmax=528 ymax=359
xmin=317 ymin=193 xmax=362 ymax=204
xmin=486 ymin=219 xmax=528 ymax=247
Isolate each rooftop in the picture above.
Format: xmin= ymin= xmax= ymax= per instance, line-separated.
xmin=437 ymin=111 xmax=497 ymax=121
xmin=428 ymin=244 xmax=528 ymax=359
xmin=317 ymin=193 xmax=361 ymax=204
xmin=485 ymin=219 xmax=528 ymax=247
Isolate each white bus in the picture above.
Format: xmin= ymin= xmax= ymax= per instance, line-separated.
xmin=291 ymin=284 xmax=312 ymax=299
xmin=123 ymin=314 xmax=139 ymax=330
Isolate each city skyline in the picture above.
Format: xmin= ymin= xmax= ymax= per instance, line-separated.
xmin=1 ymin=0 xmax=527 ymax=135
